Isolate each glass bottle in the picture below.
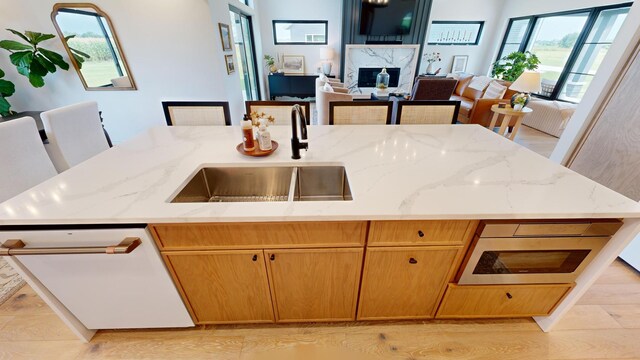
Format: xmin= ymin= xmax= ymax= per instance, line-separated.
xmin=376 ymin=67 xmax=390 ymax=90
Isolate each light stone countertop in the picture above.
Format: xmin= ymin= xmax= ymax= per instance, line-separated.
xmin=1 ymin=125 xmax=640 ymax=225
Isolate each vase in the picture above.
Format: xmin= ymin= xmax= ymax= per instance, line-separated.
xmin=510 ymin=92 xmax=530 ymax=108
xmin=269 ymin=64 xmax=278 ymax=73
xmin=376 ymin=67 xmax=390 ymax=90
xmin=426 ymin=63 xmax=434 ymax=74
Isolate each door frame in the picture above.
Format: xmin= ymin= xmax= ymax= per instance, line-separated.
xmin=229 ymin=4 xmax=261 ymax=101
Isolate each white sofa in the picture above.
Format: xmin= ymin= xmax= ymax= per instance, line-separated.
xmin=523 ymin=98 xmax=577 ymax=138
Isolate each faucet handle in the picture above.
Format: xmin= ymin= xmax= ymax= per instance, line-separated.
xmin=300 ymin=142 xmax=309 ymax=150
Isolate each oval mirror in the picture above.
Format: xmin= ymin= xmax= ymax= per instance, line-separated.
xmin=51 ymin=3 xmax=136 ymax=90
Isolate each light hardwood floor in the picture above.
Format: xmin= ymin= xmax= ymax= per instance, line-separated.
xmin=513 ymin=125 xmax=560 ymax=158
xmin=0 ymin=259 xmax=637 ymax=359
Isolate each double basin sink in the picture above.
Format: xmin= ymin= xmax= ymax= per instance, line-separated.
xmin=171 ymin=166 xmax=352 ymax=203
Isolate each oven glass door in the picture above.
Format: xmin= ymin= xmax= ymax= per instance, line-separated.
xmin=473 ymin=250 xmax=592 ymax=275
xmin=459 ymin=236 xmax=609 ymax=284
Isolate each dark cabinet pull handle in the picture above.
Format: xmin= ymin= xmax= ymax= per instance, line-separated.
xmin=417 ymin=230 xmax=425 ymax=238
xmin=270 ymin=254 xmax=275 ymax=261
xmin=252 ymin=255 xmax=258 ymax=261
xmin=409 ymin=257 xmax=418 ymax=264
xmin=506 ymin=292 xmax=513 ymax=299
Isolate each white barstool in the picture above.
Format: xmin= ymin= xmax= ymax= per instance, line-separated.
xmin=0 ymin=117 xmax=58 ymax=202
xmin=41 ymin=101 xmax=110 ymax=172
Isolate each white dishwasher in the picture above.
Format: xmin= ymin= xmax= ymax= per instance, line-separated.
xmin=0 ymin=226 xmax=193 ymax=330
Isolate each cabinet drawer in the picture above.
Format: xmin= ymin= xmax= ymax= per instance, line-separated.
xmin=368 ymin=220 xmax=475 ymax=246
xmin=480 ymin=220 xmax=622 ymax=237
xmin=151 ymin=221 xmax=367 ymax=250
xmin=436 ymin=283 xmax=573 ymax=318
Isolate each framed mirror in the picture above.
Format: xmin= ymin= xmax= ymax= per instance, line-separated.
xmin=51 ymin=3 xmax=136 ymax=91
xmin=272 ymin=20 xmax=328 ymax=45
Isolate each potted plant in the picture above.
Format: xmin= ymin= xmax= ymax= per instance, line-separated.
xmin=264 ymin=55 xmax=277 ymax=74
xmin=0 ymin=67 xmax=15 ymax=116
xmin=0 ymin=29 xmax=70 ymax=117
xmin=491 ymin=51 xmax=540 ymax=82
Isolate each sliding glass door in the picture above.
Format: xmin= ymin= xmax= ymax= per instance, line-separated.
xmin=229 ymin=7 xmax=259 ymax=101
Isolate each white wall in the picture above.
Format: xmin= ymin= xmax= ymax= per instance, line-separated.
xmin=257 ymin=0 xmax=343 ymax=90
xmin=0 ymin=0 xmax=245 ymax=143
xmin=421 ymin=0 xmax=505 ymax=75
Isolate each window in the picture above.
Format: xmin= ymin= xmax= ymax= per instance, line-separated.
xmin=427 ymin=21 xmax=484 ymax=45
xmin=272 ymin=20 xmax=328 ymax=45
xmin=558 ymin=7 xmax=630 ymax=102
xmin=497 ymin=3 xmax=631 ymax=102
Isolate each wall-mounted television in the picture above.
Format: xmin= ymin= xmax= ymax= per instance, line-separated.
xmin=360 ymin=0 xmax=416 ymax=36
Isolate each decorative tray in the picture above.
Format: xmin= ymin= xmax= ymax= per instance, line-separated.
xmin=236 ymin=141 xmax=278 ymax=157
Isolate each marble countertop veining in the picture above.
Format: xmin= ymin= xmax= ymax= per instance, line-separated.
xmin=1 ymin=125 xmax=640 ymax=225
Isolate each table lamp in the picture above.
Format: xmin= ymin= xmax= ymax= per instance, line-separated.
xmin=319 ymin=46 xmax=335 ymax=76
xmin=509 ymin=71 xmax=541 ymax=109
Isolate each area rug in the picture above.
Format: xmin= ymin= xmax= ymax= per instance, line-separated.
xmin=0 ymin=257 xmax=25 ymax=305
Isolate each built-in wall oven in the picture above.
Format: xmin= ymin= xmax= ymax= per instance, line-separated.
xmin=458 ymin=220 xmax=623 ymax=285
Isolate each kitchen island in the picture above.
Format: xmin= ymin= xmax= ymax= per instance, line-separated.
xmin=1 ymin=125 xmax=639 ymax=342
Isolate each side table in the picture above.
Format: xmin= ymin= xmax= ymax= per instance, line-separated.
xmin=489 ymin=104 xmax=533 ymax=140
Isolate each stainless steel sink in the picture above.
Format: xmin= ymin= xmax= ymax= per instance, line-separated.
xmin=170 ymin=165 xmax=351 ymax=203
xmin=293 ymin=166 xmax=352 ymax=201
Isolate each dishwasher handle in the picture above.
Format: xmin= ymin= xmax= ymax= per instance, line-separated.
xmin=0 ymin=237 xmax=142 ymax=256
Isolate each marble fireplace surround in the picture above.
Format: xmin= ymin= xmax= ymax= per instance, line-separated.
xmin=344 ymin=44 xmax=420 ymax=96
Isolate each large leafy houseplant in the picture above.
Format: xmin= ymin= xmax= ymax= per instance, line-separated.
xmin=491 ymin=51 xmax=540 ymax=82
xmin=0 ymin=67 xmax=15 ymax=116
xmin=0 ymin=29 xmax=70 ymax=88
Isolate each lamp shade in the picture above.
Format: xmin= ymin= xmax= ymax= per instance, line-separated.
xmin=319 ymin=46 xmax=335 ymax=61
xmin=510 ymin=71 xmax=542 ymax=93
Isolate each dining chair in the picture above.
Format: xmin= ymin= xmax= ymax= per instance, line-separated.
xmin=245 ymin=101 xmax=311 ymax=125
xmin=410 ymin=78 xmax=458 ymax=101
xmin=41 ymin=101 xmax=111 ymax=172
xmin=395 ymin=100 xmax=461 ymax=125
xmin=162 ymin=101 xmax=231 ymax=126
xmin=0 ymin=117 xmax=58 ymax=202
xmin=329 ymin=101 xmax=392 ymax=125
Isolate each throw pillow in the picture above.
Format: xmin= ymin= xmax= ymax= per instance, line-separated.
xmin=322 ymin=83 xmax=334 ymax=92
xmin=446 ymin=73 xmax=461 ymax=80
xmin=468 ymin=76 xmax=493 ymax=91
xmin=319 ymin=73 xmax=327 ymax=82
xmin=482 ymin=81 xmax=507 ymax=99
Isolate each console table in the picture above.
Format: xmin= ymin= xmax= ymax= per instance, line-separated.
xmin=268 ymin=74 xmax=334 ymax=100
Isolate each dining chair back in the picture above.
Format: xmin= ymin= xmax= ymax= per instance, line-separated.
xmin=0 ymin=117 xmax=58 ymax=202
xmin=41 ymin=101 xmax=110 ymax=172
xmin=245 ymin=101 xmax=310 ymax=125
xmin=410 ymin=78 xmax=458 ymax=101
xmin=395 ymin=100 xmax=461 ymax=125
xmin=329 ymin=101 xmax=392 ymax=125
xmin=162 ymin=101 xmax=231 ymax=126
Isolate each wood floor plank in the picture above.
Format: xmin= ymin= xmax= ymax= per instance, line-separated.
xmin=343 ymin=330 xmax=550 ymax=360
xmin=595 ymin=260 xmax=640 ymax=285
xmin=0 ymin=315 xmax=14 ymax=331
xmin=0 ymin=340 xmax=88 ymax=360
xmin=577 ymin=284 xmax=640 ymax=305
xmin=240 ymin=333 xmax=345 ymax=357
xmin=601 ymin=305 xmax=640 ymax=329
xmin=0 ymin=314 xmax=77 ymax=341
xmin=553 ymin=305 xmax=622 ymax=330
xmin=0 ymin=285 xmax=50 ymax=316
xmin=547 ymin=329 xmax=640 ymax=359
xmin=79 ymin=330 xmax=244 ymax=360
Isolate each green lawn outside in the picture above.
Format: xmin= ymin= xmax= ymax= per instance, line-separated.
xmin=80 ymin=61 xmax=120 ymax=88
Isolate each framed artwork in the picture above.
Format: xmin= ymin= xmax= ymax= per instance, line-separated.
xmin=219 ymin=23 xmax=232 ymax=51
xmin=225 ymin=54 xmax=235 ymax=74
xmin=427 ymin=21 xmax=485 ymax=45
xmin=451 ymin=55 xmax=469 ymax=73
xmin=282 ymin=55 xmax=305 ymax=74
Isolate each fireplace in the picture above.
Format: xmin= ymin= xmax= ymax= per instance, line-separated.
xmin=357 ymin=67 xmax=400 ymax=88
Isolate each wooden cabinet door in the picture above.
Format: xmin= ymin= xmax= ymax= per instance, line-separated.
xmin=265 ymin=248 xmax=363 ymax=322
xmin=165 ymin=250 xmax=274 ymax=324
xmin=358 ymin=246 xmax=461 ymax=320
